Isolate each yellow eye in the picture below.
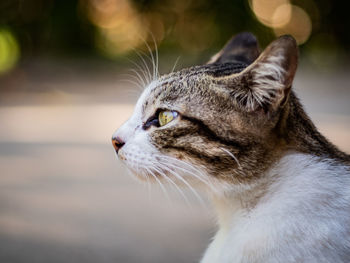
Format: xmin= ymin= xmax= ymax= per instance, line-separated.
xmin=158 ymin=110 xmax=178 ymax=127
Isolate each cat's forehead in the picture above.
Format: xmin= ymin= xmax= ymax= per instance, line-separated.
xmin=139 ymin=62 xmax=248 ymax=115
xmin=163 ymin=62 xmax=248 ymax=79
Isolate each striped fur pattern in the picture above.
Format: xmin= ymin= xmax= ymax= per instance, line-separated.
xmin=112 ymin=32 xmax=350 ymax=262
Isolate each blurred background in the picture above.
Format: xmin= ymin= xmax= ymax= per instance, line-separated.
xmin=0 ymin=0 xmax=349 ymax=262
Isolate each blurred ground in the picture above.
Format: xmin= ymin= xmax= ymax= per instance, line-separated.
xmin=0 ymin=58 xmax=349 ymax=263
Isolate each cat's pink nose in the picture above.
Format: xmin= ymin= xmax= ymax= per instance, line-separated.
xmin=112 ymin=136 xmax=125 ymax=153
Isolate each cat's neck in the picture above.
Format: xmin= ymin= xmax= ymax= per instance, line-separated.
xmin=204 ymin=152 xmax=349 ymax=263
xmin=209 ymin=150 xmax=343 ymax=234
xmin=281 ymin=91 xmax=349 ymax=163
xmin=211 ymin=176 xmax=271 ymax=232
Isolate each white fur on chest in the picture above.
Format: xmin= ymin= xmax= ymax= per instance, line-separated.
xmin=201 ymin=153 xmax=350 ymax=263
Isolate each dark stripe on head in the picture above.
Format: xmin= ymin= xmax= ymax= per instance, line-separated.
xmin=163 ymin=145 xmax=233 ymax=167
xmin=181 ymin=115 xmax=246 ymax=149
xmin=202 ymin=62 xmax=248 ymax=77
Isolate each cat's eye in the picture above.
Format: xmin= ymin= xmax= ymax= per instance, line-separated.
xmin=158 ymin=110 xmax=178 ymax=127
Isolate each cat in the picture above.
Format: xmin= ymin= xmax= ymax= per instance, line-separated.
xmin=112 ymin=32 xmax=350 ymax=263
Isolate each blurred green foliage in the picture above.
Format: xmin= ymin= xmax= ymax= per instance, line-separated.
xmin=0 ymin=0 xmax=349 ymax=65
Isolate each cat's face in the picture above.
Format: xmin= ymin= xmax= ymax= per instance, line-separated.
xmin=112 ymin=33 xmax=298 ymax=193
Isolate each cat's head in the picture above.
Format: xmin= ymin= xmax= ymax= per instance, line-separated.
xmin=112 ymin=32 xmax=298 ymax=193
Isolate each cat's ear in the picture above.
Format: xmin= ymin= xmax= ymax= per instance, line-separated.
xmin=232 ymin=35 xmax=298 ymax=112
xmin=207 ymin=32 xmax=260 ymax=65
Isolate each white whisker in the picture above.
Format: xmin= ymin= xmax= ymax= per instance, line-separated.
xmin=126 ymin=58 xmax=149 ymax=87
xmin=133 ymin=49 xmax=153 ymax=84
xmin=146 ymin=167 xmax=171 ymax=202
xmin=164 ymin=160 xmax=211 ymax=187
xmin=146 ymin=173 xmax=152 ymax=203
xmin=129 ymin=68 xmax=147 ymax=88
xmin=119 ymin=72 xmax=143 ymax=83
xmin=220 ymin=147 xmax=241 ymax=168
xmin=119 ymin=78 xmax=144 ymax=91
xmin=157 ymin=155 xmax=205 ymax=176
xmin=156 ymin=160 xmax=205 ymax=205
xmin=142 ymin=36 xmax=158 ymax=81
xmin=152 ymin=165 xmax=192 ymax=207
xmin=149 ymin=32 xmax=160 ymax=79
xmin=156 ymin=155 xmax=214 ymax=189
xmin=171 ymin=56 xmax=181 ymax=73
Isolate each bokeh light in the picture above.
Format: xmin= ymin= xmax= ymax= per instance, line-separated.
xmin=82 ymin=0 xmax=168 ymax=57
xmin=271 ymin=4 xmax=292 ymax=28
xmin=0 ymin=28 xmax=20 ymax=74
xmin=273 ymin=5 xmax=312 ymax=44
xmin=84 ymin=0 xmax=148 ymax=56
xmin=249 ymin=0 xmax=312 ymax=44
xmin=250 ymin=0 xmax=291 ymax=28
